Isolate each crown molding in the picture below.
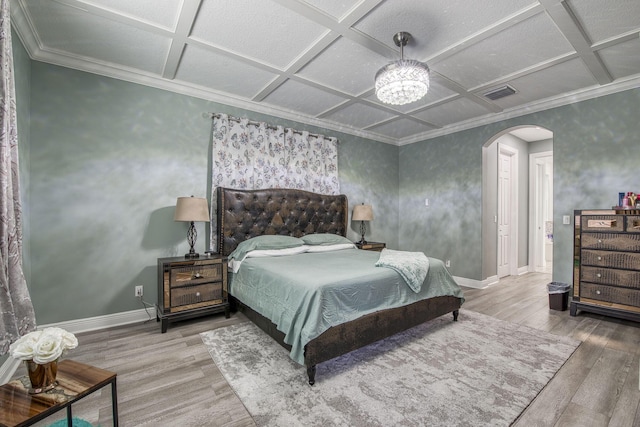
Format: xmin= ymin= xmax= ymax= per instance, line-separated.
xmin=10 ymin=1 xmax=640 ymax=148
xmin=396 ymin=74 xmax=640 ymax=146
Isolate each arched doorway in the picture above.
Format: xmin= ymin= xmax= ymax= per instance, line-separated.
xmin=481 ymin=126 xmax=553 ymax=283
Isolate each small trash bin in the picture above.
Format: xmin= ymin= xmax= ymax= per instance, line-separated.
xmin=547 ymin=282 xmax=570 ymax=311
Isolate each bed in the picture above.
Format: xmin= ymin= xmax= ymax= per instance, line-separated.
xmin=215 ymin=186 xmax=464 ymax=385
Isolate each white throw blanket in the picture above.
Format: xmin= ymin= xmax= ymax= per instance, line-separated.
xmin=375 ymin=248 xmax=430 ymax=293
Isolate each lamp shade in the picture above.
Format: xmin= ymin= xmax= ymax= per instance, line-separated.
xmin=352 ymin=204 xmax=373 ymax=221
xmin=174 ymin=196 xmax=210 ymax=222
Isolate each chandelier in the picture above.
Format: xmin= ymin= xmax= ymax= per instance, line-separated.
xmin=375 ymin=32 xmax=430 ymax=106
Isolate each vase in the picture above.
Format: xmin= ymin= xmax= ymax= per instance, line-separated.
xmin=25 ymin=359 xmax=58 ymax=394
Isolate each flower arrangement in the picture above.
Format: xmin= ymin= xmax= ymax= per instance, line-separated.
xmin=9 ymin=327 xmax=78 ymax=364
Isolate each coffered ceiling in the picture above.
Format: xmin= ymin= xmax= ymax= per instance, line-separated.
xmin=10 ymin=0 xmax=640 ymax=145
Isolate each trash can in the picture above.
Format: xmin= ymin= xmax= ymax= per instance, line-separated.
xmin=547 ymin=282 xmax=570 ymax=311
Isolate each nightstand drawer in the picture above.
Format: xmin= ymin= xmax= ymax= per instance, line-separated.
xmin=169 ymin=263 xmax=222 ymax=287
xmin=170 ymin=282 xmax=223 ymax=312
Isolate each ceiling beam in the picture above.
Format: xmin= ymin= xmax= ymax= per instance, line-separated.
xmin=162 ymin=0 xmax=202 ymax=80
xmin=538 ymin=0 xmax=612 ymax=85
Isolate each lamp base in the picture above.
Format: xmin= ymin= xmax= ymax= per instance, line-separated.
xmin=185 ymin=222 xmax=200 ymax=259
xmin=358 ymin=221 xmax=368 ymax=246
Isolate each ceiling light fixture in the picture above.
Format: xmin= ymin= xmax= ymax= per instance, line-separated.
xmin=375 ymin=32 xmax=430 ymax=106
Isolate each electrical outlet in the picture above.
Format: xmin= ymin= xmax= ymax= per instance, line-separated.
xmin=445 ymin=260 xmax=451 ymax=267
xmin=135 ymin=285 xmax=143 ymax=297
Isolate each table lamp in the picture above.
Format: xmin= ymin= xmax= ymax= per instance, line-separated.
xmin=174 ymin=196 xmax=210 ymax=258
xmin=352 ymin=204 xmax=373 ymax=245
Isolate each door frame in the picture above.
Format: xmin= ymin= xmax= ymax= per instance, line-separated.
xmin=528 ymin=151 xmax=553 ymax=272
xmin=498 ymin=143 xmax=519 ymax=277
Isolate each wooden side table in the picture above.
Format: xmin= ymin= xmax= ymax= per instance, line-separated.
xmin=0 ymin=360 xmax=118 ymax=427
xmin=156 ymin=255 xmax=230 ymax=333
xmin=355 ymin=241 xmax=386 ymax=251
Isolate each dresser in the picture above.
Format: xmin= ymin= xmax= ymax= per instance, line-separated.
xmin=157 ymin=255 xmax=230 ymax=332
xmin=571 ymin=209 xmax=640 ymax=322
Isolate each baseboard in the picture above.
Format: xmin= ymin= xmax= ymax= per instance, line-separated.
xmin=38 ymin=307 xmax=153 ymax=335
xmin=454 ymin=275 xmax=499 ymax=289
xmin=0 ymin=307 xmax=152 ymax=384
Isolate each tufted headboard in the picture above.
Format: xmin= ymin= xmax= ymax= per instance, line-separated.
xmin=215 ymin=187 xmax=348 ymax=256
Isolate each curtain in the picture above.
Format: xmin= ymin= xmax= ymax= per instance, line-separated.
xmin=0 ymin=0 xmax=36 ymax=355
xmin=209 ymin=113 xmax=339 ymax=251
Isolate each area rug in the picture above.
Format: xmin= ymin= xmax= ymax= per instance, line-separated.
xmin=201 ymin=310 xmax=579 ymax=426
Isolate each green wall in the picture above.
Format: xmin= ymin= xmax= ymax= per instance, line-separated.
xmin=400 ymin=88 xmax=640 ymax=283
xmin=13 ymin=32 xmax=640 ymax=325
xmin=26 ymin=61 xmax=398 ymax=325
xmin=399 ymin=131 xmax=483 ymax=279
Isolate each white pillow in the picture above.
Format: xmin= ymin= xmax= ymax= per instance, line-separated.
xmin=305 ymin=243 xmax=356 ymax=253
xmin=245 ymin=245 xmax=310 ymax=258
xmin=228 ymin=245 xmax=309 ymax=273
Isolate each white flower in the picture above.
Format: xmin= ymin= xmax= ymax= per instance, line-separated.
xmin=43 ymin=327 xmax=78 ymax=351
xmin=9 ymin=327 xmax=78 ymax=363
xmin=9 ymin=331 xmax=42 ymax=361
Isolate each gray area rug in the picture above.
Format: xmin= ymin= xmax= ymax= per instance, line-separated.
xmin=201 ymin=310 xmax=579 ymax=426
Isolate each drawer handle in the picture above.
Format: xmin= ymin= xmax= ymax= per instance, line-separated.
xmin=193 ymin=273 xmax=202 ymax=279
xmin=196 ymin=292 xmax=201 ymax=297
xmin=597 ymin=256 xmax=602 ymax=261
xmin=596 ymin=290 xmax=601 ymax=295
xmin=596 ymin=273 xmax=601 ymax=278
xmin=597 ymin=239 xmax=602 ymax=244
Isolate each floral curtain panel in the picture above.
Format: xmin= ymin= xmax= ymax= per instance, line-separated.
xmin=0 ymin=0 xmax=36 ymax=355
xmin=209 ymin=113 xmax=339 ymax=251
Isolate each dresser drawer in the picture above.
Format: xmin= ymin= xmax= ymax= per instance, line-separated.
xmin=581 ymin=249 xmax=640 ymax=270
xmin=581 ymin=233 xmax=640 ymax=252
xmin=627 ymin=216 xmax=640 ymax=233
xmin=581 ymin=215 xmax=623 ymax=232
xmin=580 ymin=282 xmax=640 ymax=307
xmin=581 ymin=266 xmax=640 ymax=288
xmin=168 ymin=263 xmax=222 ymax=287
xmin=170 ymin=282 xmax=223 ymax=312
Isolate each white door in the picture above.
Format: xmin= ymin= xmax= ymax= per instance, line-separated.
xmin=498 ymin=145 xmax=518 ymax=278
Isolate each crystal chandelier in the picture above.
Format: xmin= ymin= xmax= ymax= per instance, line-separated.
xmin=375 ymin=32 xmax=430 ymax=106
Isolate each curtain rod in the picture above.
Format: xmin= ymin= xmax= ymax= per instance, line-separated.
xmin=207 ymin=112 xmax=333 ymax=141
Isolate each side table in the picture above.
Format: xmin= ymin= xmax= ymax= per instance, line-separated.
xmin=0 ymin=359 xmax=118 ymax=427
xmin=355 ymin=241 xmax=386 ymax=252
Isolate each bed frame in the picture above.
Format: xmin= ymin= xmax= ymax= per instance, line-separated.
xmin=216 ymin=186 xmax=462 ymax=385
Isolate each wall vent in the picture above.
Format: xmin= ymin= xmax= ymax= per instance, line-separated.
xmin=483 ymin=85 xmax=517 ymax=100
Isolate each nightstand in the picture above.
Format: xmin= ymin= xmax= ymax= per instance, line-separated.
xmin=156 ymin=255 xmax=230 ymax=333
xmin=355 ymin=241 xmax=386 ymax=251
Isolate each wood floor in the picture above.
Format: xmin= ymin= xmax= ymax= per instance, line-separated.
xmin=16 ymin=271 xmax=640 ymax=426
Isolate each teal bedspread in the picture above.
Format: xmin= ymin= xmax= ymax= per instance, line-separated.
xmin=229 ymin=248 xmax=465 ymax=365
